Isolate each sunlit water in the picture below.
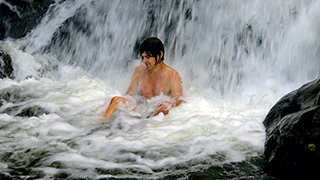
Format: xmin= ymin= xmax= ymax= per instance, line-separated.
xmin=1 ymin=0 xmax=320 ymax=179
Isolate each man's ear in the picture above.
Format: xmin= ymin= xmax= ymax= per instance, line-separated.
xmin=160 ymin=51 xmax=163 ymax=59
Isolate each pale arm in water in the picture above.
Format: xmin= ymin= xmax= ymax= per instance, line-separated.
xmin=104 ymin=68 xmax=141 ymax=118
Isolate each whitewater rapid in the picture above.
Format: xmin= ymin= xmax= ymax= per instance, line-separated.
xmin=1 ymin=0 xmax=320 ymax=179
xmin=0 ymin=40 xmax=266 ymax=178
xmin=0 ymin=73 xmax=266 ymax=179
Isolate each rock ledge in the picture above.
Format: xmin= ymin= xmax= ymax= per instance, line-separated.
xmin=263 ymin=79 xmax=320 ymax=178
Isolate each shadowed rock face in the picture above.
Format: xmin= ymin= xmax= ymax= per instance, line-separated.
xmin=0 ymin=0 xmax=55 ymax=40
xmin=0 ymin=49 xmax=13 ymax=79
xmin=263 ymin=78 xmax=320 ymax=178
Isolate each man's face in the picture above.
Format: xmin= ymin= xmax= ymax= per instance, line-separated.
xmin=141 ymin=51 xmax=158 ymax=70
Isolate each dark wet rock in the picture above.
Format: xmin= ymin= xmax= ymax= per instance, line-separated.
xmin=16 ymin=105 xmax=50 ymax=117
xmin=0 ymin=0 xmax=55 ymax=40
xmin=0 ymin=49 xmax=13 ymax=79
xmin=0 ymin=88 xmax=48 ymax=117
xmin=0 ymin=90 xmax=50 ymax=116
xmin=263 ymin=78 xmax=320 ymax=178
xmin=0 ymin=173 xmax=12 ymax=180
xmin=187 ymin=157 xmax=272 ymax=180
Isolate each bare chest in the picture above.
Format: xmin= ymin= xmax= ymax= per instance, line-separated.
xmin=140 ymin=74 xmax=171 ymax=99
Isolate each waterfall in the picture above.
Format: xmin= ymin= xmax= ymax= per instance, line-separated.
xmin=16 ymin=0 xmax=320 ymax=103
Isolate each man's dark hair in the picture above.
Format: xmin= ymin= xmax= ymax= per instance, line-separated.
xmin=139 ymin=37 xmax=165 ymax=64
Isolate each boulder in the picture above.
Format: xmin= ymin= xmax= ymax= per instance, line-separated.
xmin=0 ymin=0 xmax=54 ymax=40
xmin=263 ymin=78 xmax=320 ymax=178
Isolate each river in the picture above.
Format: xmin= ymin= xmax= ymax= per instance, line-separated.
xmin=1 ymin=0 xmax=320 ymax=179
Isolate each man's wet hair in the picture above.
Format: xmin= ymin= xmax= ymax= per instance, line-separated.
xmin=139 ymin=37 xmax=165 ymax=64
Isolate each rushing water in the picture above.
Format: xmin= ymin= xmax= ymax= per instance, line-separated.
xmin=1 ymin=0 xmax=320 ymax=179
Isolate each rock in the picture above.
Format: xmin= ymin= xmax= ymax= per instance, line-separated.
xmin=0 ymin=49 xmax=13 ymax=79
xmin=0 ymin=0 xmax=55 ymax=40
xmin=0 ymin=89 xmax=49 ymax=117
xmin=16 ymin=105 xmax=50 ymax=117
xmin=0 ymin=19 xmax=5 ymax=40
xmin=263 ymin=79 xmax=320 ymax=178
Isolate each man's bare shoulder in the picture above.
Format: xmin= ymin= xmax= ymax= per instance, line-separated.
xmin=164 ymin=65 xmax=181 ymax=78
xmin=133 ymin=64 xmax=146 ymax=75
xmin=134 ymin=64 xmax=145 ymax=71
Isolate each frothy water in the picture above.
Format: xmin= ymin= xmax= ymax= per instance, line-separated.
xmin=1 ymin=0 xmax=320 ymax=179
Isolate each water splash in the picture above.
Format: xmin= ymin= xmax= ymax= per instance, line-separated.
xmin=15 ymin=0 xmax=320 ymax=103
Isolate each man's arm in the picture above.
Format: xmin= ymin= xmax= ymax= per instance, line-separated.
xmin=126 ymin=65 xmax=143 ymax=95
xmin=104 ymin=66 xmax=142 ymax=119
xmin=104 ymin=96 xmax=127 ymax=118
xmin=170 ymin=71 xmax=183 ymax=107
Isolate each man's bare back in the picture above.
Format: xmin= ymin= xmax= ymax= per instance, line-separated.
xmin=104 ymin=37 xmax=183 ymax=119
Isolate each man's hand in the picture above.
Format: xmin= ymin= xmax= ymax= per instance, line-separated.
xmin=154 ymin=101 xmax=173 ymax=115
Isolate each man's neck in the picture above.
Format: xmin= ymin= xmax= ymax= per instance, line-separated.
xmin=147 ymin=62 xmax=165 ymax=75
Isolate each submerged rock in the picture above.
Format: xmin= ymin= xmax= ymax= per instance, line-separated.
xmin=263 ymin=78 xmax=320 ymax=178
xmin=16 ymin=105 xmax=50 ymax=117
xmin=0 ymin=49 xmax=13 ymax=79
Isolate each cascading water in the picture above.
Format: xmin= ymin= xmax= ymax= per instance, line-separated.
xmin=1 ymin=0 xmax=320 ymax=179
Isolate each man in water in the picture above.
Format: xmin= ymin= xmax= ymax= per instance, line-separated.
xmin=104 ymin=37 xmax=183 ymax=118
